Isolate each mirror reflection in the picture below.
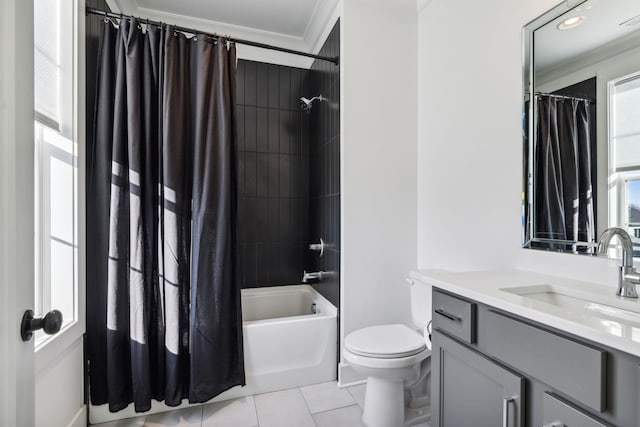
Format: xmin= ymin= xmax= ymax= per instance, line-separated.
xmin=523 ymin=0 xmax=640 ymax=256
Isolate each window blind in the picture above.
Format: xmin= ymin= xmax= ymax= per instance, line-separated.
xmin=34 ymin=0 xmax=61 ymax=130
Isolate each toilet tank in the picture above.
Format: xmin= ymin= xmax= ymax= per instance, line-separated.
xmin=410 ymin=278 xmax=432 ymax=330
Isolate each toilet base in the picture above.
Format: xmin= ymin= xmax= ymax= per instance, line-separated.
xmin=361 ymin=376 xmax=430 ymax=427
xmin=362 ymin=376 xmax=405 ymax=427
xmin=404 ymin=404 xmax=430 ymax=426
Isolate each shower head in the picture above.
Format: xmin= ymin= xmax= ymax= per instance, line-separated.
xmin=300 ymin=95 xmax=324 ymax=113
xmin=300 ymin=97 xmax=313 ymax=111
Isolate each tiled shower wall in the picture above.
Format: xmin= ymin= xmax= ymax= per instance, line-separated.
xmin=236 ymin=60 xmax=310 ymax=288
xmin=308 ymin=21 xmax=341 ymax=307
xmin=235 ymin=21 xmax=340 ymax=308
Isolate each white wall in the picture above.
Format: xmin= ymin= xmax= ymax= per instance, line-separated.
xmin=417 ymin=0 xmax=621 ymax=285
xmin=340 ymin=0 xmax=418 ymax=383
xmin=36 ymin=339 xmax=86 ymax=427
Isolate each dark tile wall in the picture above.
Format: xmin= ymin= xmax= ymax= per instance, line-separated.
xmin=236 ymin=60 xmax=311 ymax=288
xmin=307 ymin=20 xmax=341 ymax=307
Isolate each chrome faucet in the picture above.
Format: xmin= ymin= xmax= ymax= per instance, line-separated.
xmin=597 ymin=227 xmax=640 ymax=298
xmin=302 ymin=271 xmax=323 ymax=283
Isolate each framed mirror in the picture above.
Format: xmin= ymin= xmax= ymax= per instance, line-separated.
xmin=523 ymin=0 xmax=640 ymax=256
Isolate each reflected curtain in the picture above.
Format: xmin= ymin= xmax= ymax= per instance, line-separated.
xmin=87 ymin=18 xmax=244 ymax=413
xmin=535 ymin=95 xmax=594 ymax=245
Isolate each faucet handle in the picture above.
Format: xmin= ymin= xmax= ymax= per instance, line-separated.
xmin=309 ymin=238 xmax=325 ymax=257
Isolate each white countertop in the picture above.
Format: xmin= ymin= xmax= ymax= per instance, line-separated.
xmin=410 ymin=268 xmax=640 ymax=357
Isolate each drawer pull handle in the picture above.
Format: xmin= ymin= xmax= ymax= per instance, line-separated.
xmin=435 ymin=308 xmax=461 ymax=322
xmin=502 ymin=397 xmax=514 ymax=427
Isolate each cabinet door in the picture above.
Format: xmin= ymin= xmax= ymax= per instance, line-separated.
xmin=432 ymin=331 xmax=525 ymax=427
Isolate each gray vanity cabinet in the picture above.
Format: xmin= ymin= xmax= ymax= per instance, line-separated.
xmin=431 ymin=288 xmax=640 ymax=427
xmin=542 ymin=392 xmax=613 ymax=427
xmin=432 ymin=332 xmax=524 ymax=427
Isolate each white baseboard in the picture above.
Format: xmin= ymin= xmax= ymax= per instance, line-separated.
xmin=337 ymin=362 xmax=365 ymax=387
xmin=67 ymin=405 xmax=86 ymax=427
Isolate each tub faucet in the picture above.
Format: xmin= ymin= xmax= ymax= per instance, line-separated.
xmin=597 ymin=227 xmax=640 ymax=298
xmin=302 ymin=271 xmax=323 ymax=283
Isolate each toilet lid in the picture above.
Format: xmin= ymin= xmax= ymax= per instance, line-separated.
xmin=345 ymin=324 xmax=426 ymax=359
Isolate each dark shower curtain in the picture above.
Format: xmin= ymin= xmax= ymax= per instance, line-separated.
xmin=535 ymin=95 xmax=594 ymax=245
xmin=87 ymin=18 xmax=244 ymax=413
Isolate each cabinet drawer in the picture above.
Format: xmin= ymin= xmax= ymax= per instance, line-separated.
xmin=543 ymin=393 xmax=612 ymax=427
xmin=485 ymin=310 xmax=606 ymax=412
xmin=432 ymin=290 xmax=476 ymax=344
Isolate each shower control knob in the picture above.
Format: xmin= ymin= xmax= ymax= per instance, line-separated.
xmin=20 ymin=309 xmax=63 ymax=342
xmin=309 ymin=238 xmax=325 ymax=257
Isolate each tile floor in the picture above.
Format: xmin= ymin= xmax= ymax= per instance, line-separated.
xmin=91 ymin=381 xmax=431 ymax=427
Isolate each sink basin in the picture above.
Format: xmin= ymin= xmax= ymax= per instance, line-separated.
xmin=501 ymin=284 xmax=640 ymax=333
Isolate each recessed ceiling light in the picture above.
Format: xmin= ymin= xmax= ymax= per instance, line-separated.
xmin=557 ymin=16 xmax=585 ymax=30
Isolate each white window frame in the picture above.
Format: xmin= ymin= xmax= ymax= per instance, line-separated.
xmin=34 ymin=122 xmax=78 ymax=346
xmin=33 ymin=0 xmax=86 ymax=375
xmin=608 ymin=71 xmax=640 ymax=235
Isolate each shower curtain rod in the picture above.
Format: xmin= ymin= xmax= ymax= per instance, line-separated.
xmin=534 ymin=92 xmax=592 ymax=103
xmin=86 ymin=7 xmax=340 ymax=65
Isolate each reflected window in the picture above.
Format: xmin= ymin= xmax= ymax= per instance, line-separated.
xmin=627 ymin=179 xmax=640 ymax=235
xmin=611 ymin=74 xmax=640 ymax=172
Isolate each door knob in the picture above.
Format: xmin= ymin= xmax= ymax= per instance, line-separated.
xmin=21 ymin=309 xmax=63 ymax=341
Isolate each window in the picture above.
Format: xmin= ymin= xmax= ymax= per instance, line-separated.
xmin=610 ymin=73 xmax=640 ymax=173
xmin=33 ymin=0 xmax=77 ymax=347
xmin=626 ymin=178 xmax=640 ymax=233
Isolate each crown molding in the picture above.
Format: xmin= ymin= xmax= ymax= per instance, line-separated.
xmin=304 ymin=0 xmax=340 ymax=54
xmin=135 ymin=6 xmax=307 ymax=45
xmin=109 ymin=0 xmax=341 ymax=68
xmin=104 ymin=0 xmax=120 ymax=13
xmin=108 ymin=0 xmax=133 ymax=14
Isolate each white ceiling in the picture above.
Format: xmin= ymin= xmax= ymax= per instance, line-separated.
xmin=535 ymin=0 xmax=640 ymax=72
xmin=133 ymin=0 xmax=320 ymax=38
xmin=107 ymin=0 xmax=340 ymax=67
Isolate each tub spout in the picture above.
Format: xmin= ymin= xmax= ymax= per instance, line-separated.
xmin=302 ymin=271 xmax=323 ymax=283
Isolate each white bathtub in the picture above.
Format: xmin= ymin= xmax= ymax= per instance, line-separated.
xmin=90 ymin=284 xmax=337 ymax=424
xmin=239 ymin=285 xmax=338 ymax=393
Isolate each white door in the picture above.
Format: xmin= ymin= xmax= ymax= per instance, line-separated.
xmin=1 ymin=0 xmax=37 ymax=425
xmin=1 ymin=0 xmax=87 ymax=426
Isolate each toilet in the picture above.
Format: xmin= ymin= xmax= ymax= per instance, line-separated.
xmin=343 ymin=278 xmax=432 ymax=427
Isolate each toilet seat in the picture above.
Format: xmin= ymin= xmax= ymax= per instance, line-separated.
xmin=345 ymin=324 xmax=426 ymax=359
